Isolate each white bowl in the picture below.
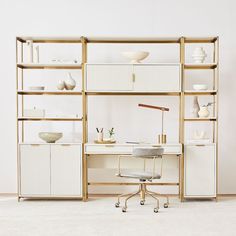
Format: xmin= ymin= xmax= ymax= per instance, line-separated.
xmin=193 ymin=84 xmax=208 ymax=91
xmin=122 ymin=51 xmax=149 ymax=63
xmin=29 ymin=86 xmax=45 ymax=91
xmin=39 ymin=132 xmax=63 ymax=143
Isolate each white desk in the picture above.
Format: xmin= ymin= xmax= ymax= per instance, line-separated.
xmin=85 ymin=143 xmax=183 ymax=198
xmin=85 ymin=143 xmax=182 ymax=155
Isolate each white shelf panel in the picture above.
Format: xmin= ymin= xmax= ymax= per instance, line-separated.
xmin=18 ymin=90 xmax=82 ymax=95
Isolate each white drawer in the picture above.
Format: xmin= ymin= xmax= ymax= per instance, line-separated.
xmin=151 ymin=145 xmax=182 ymax=154
xmin=85 ymin=144 xmax=133 ymax=154
xmin=85 ymin=144 xmax=182 ymax=155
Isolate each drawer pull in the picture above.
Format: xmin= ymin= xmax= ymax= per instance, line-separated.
xmin=132 ymin=73 xmax=135 ymax=82
xmin=195 ymin=144 xmax=206 ymax=147
xmin=60 ymin=144 xmax=71 ymax=146
xmin=30 ymin=144 xmax=40 ymax=147
xmin=105 ymin=145 xmax=115 ymax=147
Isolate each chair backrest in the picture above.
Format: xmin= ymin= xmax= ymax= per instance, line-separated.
xmin=132 ymin=147 xmax=164 ymax=159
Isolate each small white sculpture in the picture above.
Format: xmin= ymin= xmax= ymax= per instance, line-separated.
xmin=57 ymin=80 xmax=65 ymax=90
xmin=34 ymin=46 xmax=40 ymax=63
xmin=192 ymin=47 xmax=207 ymax=63
xmin=193 ymin=130 xmax=206 ymax=140
xmin=192 ymin=96 xmax=200 ymax=118
xmin=26 ymin=40 xmax=33 ymax=63
xmin=65 ymin=73 xmax=76 ymax=90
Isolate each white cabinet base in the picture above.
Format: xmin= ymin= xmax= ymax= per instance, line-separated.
xmin=19 ymin=144 xmax=82 ymax=198
xmin=184 ymin=144 xmax=216 ymax=198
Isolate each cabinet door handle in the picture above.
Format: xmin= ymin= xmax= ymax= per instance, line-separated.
xmin=132 ymin=73 xmax=135 ymax=82
xmin=195 ymin=144 xmax=206 ymax=147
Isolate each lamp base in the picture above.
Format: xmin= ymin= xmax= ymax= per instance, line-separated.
xmin=158 ymin=134 xmax=167 ymax=144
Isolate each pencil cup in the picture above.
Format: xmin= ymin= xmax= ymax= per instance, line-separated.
xmin=97 ymin=132 xmax=103 ymax=142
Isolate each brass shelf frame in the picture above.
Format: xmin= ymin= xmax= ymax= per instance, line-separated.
xmin=16 ymin=36 xmax=85 ymax=202
xmin=16 ymin=36 xmax=219 ymax=202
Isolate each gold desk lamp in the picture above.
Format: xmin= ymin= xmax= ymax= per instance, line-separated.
xmin=138 ymin=103 xmax=170 ymax=144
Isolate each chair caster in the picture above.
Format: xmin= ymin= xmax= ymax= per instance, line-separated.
xmin=164 ymin=203 xmax=169 ymax=208
xmin=122 ymin=207 xmax=127 ymax=212
xmin=154 ymin=208 xmax=159 ymax=213
xmin=140 ymin=200 xmax=145 ymax=205
xmin=115 ymin=203 xmax=120 ymax=208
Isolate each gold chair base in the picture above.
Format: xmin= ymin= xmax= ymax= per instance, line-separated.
xmin=115 ymin=183 xmax=169 ymax=213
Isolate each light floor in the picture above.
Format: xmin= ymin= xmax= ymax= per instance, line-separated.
xmin=0 ymin=196 xmax=236 ymax=236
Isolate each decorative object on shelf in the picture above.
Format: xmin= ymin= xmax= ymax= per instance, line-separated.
xmin=193 ymin=130 xmax=206 ymax=140
xmin=39 ymin=132 xmax=63 ymax=143
xmin=198 ymin=102 xmax=214 ymax=118
xmin=192 ymin=96 xmax=200 ymax=118
xmin=96 ymin=128 xmax=104 ymax=142
xmin=122 ymin=51 xmax=149 ymax=63
xmin=28 ymin=86 xmax=45 ymax=91
xmin=26 ymin=40 xmax=33 ymax=63
xmin=34 ymin=46 xmax=40 ymax=63
xmin=192 ymin=47 xmax=207 ymax=63
xmin=193 ymin=84 xmax=208 ymax=91
xmin=57 ymin=80 xmax=65 ymax=90
xmin=65 ymin=73 xmax=76 ymax=90
xmin=108 ymin=128 xmax=115 ymax=141
xmin=138 ymin=103 xmax=169 ymax=144
xmin=51 ymin=59 xmax=79 ymax=64
xmin=24 ymin=107 xmax=45 ymax=118
xmin=94 ymin=139 xmax=116 ymax=144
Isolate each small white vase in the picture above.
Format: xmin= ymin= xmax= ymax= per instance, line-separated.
xmin=57 ymin=80 xmax=65 ymax=90
xmin=192 ymin=96 xmax=200 ymax=118
xmin=26 ymin=40 xmax=33 ymax=63
xmin=192 ymin=47 xmax=207 ymax=63
xmin=65 ymin=73 xmax=76 ymax=90
xmin=198 ymin=106 xmax=210 ymax=118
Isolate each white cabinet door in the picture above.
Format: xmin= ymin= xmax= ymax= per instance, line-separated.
xmin=51 ymin=144 xmax=82 ymax=196
xmin=86 ymin=64 xmax=133 ymax=91
xmin=184 ymin=144 xmax=216 ymax=197
xmin=133 ymin=64 xmax=181 ymax=92
xmin=20 ymin=144 xmax=50 ymax=195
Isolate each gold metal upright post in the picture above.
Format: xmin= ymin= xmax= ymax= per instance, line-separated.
xmin=81 ymin=36 xmax=88 ymax=201
xmin=179 ymin=37 xmax=185 ymax=201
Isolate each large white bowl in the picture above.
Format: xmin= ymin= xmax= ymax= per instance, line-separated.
xmin=193 ymin=84 xmax=208 ymax=91
xmin=39 ymin=132 xmax=63 ymax=143
xmin=122 ymin=51 xmax=149 ymax=63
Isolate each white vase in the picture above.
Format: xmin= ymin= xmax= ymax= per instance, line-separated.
xmin=65 ymin=73 xmax=76 ymax=90
xmin=34 ymin=46 xmax=40 ymax=63
xmin=192 ymin=47 xmax=207 ymax=63
xmin=192 ymin=96 xmax=200 ymax=118
xmin=198 ymin=106 xmax=210 ymax=118
xmin=26 ymin=40 xmax=33 ymax=63
xmin=57 ymin=80 xmax=65 ymax=90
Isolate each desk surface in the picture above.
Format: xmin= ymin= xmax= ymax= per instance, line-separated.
xmin=85 ymin=143 xmax=182 ymax=155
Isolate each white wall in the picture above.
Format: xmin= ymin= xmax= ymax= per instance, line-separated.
xmin=0 ymin=0 xmax=235 ymax=194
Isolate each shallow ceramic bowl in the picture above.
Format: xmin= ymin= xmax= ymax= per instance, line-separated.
xmin=39 ymin=132 xmax=63 ymax=143
xmin=29 ymin=86 xmax=45 ymax=91
xmin=122 ymin=51 xmax=149 ymax=63
xmin=193 ymin=84 xmax=208 ymax=91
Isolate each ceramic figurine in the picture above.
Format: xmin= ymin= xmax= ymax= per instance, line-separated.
xmin=65 ymin=73 xmax=76 ymax=90
xmin=192 ymin=47 xmax=207 ymax=63
xmin=192 ymin=96 xmax=200 ymax=118
xmin=34 ymin=46 xmax=40 ymax=63
xmin=26 ymin=40 xmax=33 ymax=63
xmin=57 ymin=80 xmax=65 ymax=90
xmin=193 ymin=130 xmax=206 ymax=140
